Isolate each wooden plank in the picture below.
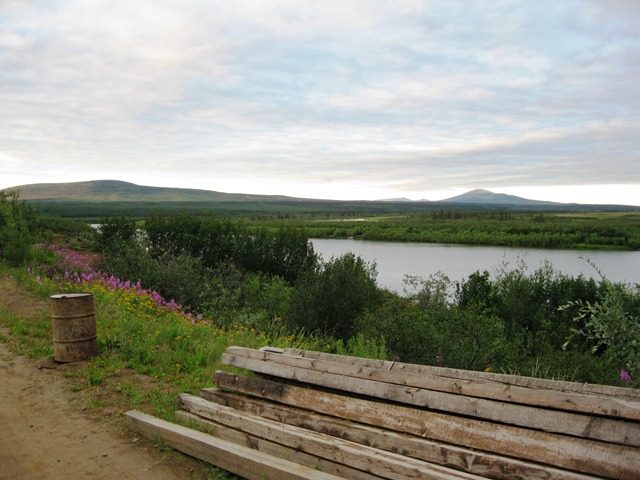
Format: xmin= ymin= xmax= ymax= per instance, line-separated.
xmin=223 ymin=348 xmax=640 ymax=447
xmin=175 ymin=410 xmax=384 ymax=480
xmin=202 ymin=388 xmax=600 ymax=480
xmin=256 ymin=347 xmax=640 ymax=422
xmin=179 ymin=393 xmax=484 ymax=480
xmin=276 ymin=347 xmax=640 ymax=400
xmin=214 ymin=371 xmax=640 ymax=480
xmin=124 ymin=410 xmax=343 ymax=480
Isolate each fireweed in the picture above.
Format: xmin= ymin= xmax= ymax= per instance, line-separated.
xmin=33 ymin=244 xmax=201 ymax=323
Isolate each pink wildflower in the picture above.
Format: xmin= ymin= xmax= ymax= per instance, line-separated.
xmin=620 ymin=369 xmax=632 ymax=382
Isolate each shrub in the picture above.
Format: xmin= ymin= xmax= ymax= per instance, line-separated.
xmin=562 ymin=281 xmax=640 ymax=384
xmin=0 ymin=191 xmax=39 ymax=265
xmin=96 ymin=216 xmax=138 ymax=252
xmin=144 ymin=214 xmax=316 ymax=282
xmin=99 ymin=243 xmax=212 ymax=312
xmin=288 ymin=253 xmax=380 ymax=339
xmin=358 ymin=296 xmax=437 ymax=363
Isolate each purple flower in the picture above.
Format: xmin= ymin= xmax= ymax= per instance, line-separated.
xmin=620 ymin=369 xmax=632 ymax=382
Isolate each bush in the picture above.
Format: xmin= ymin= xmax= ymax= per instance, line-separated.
xmin=144 ymin=214 xmax=316 ymax=282
xmin=0 ymin=191 xmax=39 ymax=265
xmin=96 ymin=216 xmax=138 ymax=252
xmin=361 ymin=292 xmax=512 ymax=370
xmin=99 ymin=243 xmax=212 ymax=312
xmin=288 ymin=253 xmax=380 ymax=339
xmin=562 ymin=281 xmax=640 ymax=384
xmin=237 ymin=226 xmax=317 ymax=282
xmin=358 ymin=296 xmax=436 ymax=363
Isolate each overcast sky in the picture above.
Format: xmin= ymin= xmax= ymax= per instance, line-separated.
xmin=1 ymin=1 xmax=639 ymax=204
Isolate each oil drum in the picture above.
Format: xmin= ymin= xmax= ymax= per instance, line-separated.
xmin=51 ymin=293 xmax=98 ymax=362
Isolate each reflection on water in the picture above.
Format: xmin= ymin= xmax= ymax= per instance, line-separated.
xmin=311 ymin=239 xmax=640 ymax=293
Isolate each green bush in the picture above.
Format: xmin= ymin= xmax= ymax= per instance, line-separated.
xmin=288 ymin=253 xmax=380 ymax=339
xmin=0 ymin=191 xmax=39 ymax=265
xmin=96 ymin=216 xmax=138 ymax=252
xmin=144 ymin=214 xmax=316 ymax=282
xmin=361 ymin=293 xmax=511 ymax=370
xmin=358 ymin=296 xmax=437 ymax=363
xmin=562 ymin=281 xmax=640 ymax=384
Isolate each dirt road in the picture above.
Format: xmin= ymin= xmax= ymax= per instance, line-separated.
xmin=0 ymin=276 xmax=193 ymax=480
xmin=0 ymin=342 xmax=187 ymax=480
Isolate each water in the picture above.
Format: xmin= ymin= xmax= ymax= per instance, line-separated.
xmin=311 ymin=238 xmax=640 ymax=293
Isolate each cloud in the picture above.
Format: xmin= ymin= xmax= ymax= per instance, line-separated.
xmin=0 ymin=1 xmax=638 ymax=203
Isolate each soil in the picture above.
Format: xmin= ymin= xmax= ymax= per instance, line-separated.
xmin=0 ymin=275 xmax=204 ymax=480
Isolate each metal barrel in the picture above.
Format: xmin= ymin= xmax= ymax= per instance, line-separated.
xmin=50 ymin=293 xmax=98 ymax=362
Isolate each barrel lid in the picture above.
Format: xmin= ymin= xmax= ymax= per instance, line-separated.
xmin=51 ymin=293 xmax=92 ymax=299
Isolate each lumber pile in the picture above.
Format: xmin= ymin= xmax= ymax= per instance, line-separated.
xmin=126 ymin=346 xmax=640 ymax=480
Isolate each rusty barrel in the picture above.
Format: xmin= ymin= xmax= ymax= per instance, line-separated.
xmin=50 ymin=293 xmax=98 ymax=362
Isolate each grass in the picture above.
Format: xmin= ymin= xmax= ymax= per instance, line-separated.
xmin=10 ymin=269 xmax=330 ymax=414
xmin=0 ymin=306 xmax=52 ymax=358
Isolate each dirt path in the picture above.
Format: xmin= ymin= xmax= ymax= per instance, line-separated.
xmin=0 ymin=276 xmax=194 ymax=480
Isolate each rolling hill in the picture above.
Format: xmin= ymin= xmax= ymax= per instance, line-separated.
xmin=3 ymin=180 xmax=638 ymax=218
xmin=7 ymin=180 xmax=300 ymax=203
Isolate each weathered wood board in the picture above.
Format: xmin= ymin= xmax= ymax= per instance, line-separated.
xmin=223 ymin=348 xmax=640 ymax=447
xmin=124 ymin=409 xmax=344 ymax=480
xmin=215 ymin=371 xmax=640 ymax=479
xmin=273 ymin=347 xmax=640 ymax=401
xmin=201 ymin=387 xmax=599 ymax=480
xmin=175 ymin=410 xmax=384 ymax=480
xmin=179 ymin=393 xmax=484 ymax=480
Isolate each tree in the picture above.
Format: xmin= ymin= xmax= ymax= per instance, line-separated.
xmin=0 ymin=191 xmax=38 ymax=265
xmin=288 ymin=253 xmax=380 ymax=339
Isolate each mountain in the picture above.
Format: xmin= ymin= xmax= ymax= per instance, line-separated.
xmin=379 ymin=197 xmax=417 ymax=202
xmin=6 ymin=180 xmax=303 ymax=203
xmin=441 ymin=189 xmax=559 ymax=206
xmin=4 ymin=181 xmax=638 ymax=218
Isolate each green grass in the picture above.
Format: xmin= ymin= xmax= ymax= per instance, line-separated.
xmin=51 ymin=281 xmax=331 ymax=418
xmin=0 ymin=307 xmax=53 ymax=358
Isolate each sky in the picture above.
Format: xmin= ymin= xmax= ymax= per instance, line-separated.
xmin=1 ymin=1 xmax=639 ymax=205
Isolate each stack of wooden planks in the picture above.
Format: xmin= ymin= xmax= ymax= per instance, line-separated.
xmin=126 ymin=346 xmax=640 ymax=479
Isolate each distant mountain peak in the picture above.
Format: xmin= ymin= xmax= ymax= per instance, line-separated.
xmin=441 ymin=189 xmax=558 ymax=206
xmin=466 ymin=188 xmax=492 ymax=194
xmin=379 ymin=197 xmax=414 ymax=202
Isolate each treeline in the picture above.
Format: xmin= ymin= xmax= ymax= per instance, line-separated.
xmin=95 ymin=213 xmax=640 ymax=386
xmin=29 ymin=199 xmax=489 ymax=219
xmin=99 ymin=215 xmax=315 ymax=283
xmin=278 ymin=212 xmax=640 ymax=250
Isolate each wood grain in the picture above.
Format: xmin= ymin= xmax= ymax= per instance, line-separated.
xmin=124 ymin=409 xmax=343 ymax=480
xmin=215 ymin=371 xmax=640 ymax=479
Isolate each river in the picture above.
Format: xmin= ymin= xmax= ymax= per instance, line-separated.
xmin=311 ymin=239 xmax=640 ymax=293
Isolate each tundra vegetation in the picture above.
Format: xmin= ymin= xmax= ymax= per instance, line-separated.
xmin=1 ymin=196 xmax=639 ymax=479
xmin=1 ymin=196 xmax=638 ymax=398
xmin=254 ymin=210 xmax=640 ymax=250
